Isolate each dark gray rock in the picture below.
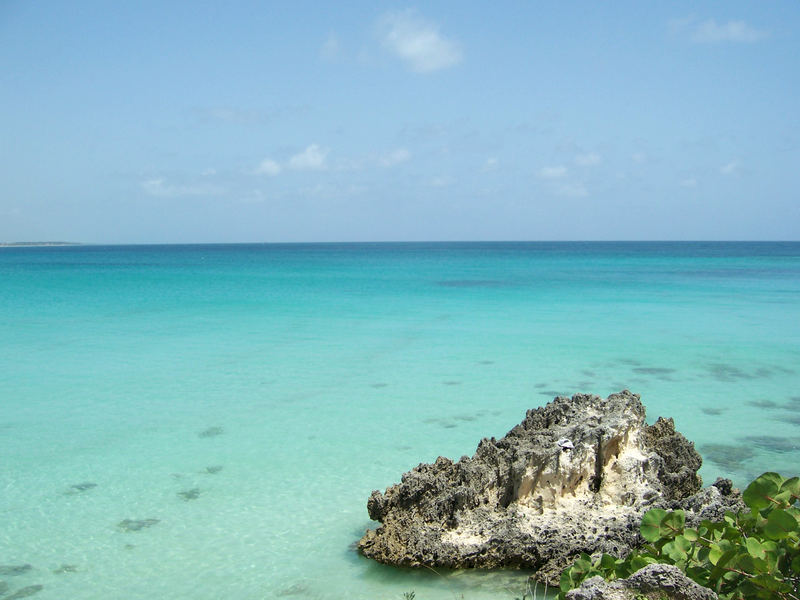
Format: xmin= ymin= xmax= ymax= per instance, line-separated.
xmin=198 ymin=426 xmax=224 ymax=438
xmin=358 ymin=391 xmax=740 ymax=584
xmin=64 ymin=482 xmax=97 ymax=495
xmin=178 ymin=488 xmax=201 ymax=501
xmin=118 ymin=518 xmax=160 ymax=532
xmin=565 ymin=564 xmax=718 ymax=600
xmin=0 ymin=565 xmax=31 ymax=576
xmin=4 ymin=585 xmax=44 ymax=600
xmin=53 ymin=564 xmax=78 ymax=574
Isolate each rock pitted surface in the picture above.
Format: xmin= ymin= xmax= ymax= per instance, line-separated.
xmin=358 ymin=391 xmax=743 ymax=584
xmin=565 ymin=564 xmax=718 ymax=600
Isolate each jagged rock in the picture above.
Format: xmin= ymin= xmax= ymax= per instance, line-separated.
xmin=565 ymin=564 xmax=718 ymax=600
xmin=358 ymin=391 xmax=742 ymax=584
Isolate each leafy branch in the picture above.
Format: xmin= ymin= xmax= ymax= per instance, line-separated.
xmin=559 ymin=472 xmax=800 ymax=600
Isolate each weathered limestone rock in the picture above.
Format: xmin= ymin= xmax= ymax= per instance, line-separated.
xmin=358 ymin=391 xmax=743 ymax=584
xmin=565 ymin=564 xmax=718 ymax=600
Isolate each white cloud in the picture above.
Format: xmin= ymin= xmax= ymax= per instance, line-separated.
xmin=482 ymin=157 xmax=499 ymax=171
xmin=692 ymin=19 xmax=767 ymax=43
xmin=289 ymin=144 xmax=329 ymax=170
xmin=380 ymin=148 xmax=411 ymax=167
xmin=240 ymin=190 xmax=267 ymax=204
xmin=632 ymin=152 xmax=647 ymax=164
xmin=378 ymin=10 xmax=462 ymax=73
xmin=538 ymin=165 xmax=568 ymax=179
xmin=430 ymin=175 xmax=454 ymax=187
xmin=141 ymin=178 xmax=223 ymax=198
xmin=556 ymin=182 xmax=588 ymax=198
xmin=720 ymin=160 xmax=740 ymax=175
xmin=575 ymin=152 xmax=602 ymax=167
xmin=680 ymin=177 xmax=698 ymax=188
xmin=320 ymin=32 xmax=341 ymax=61
xmin=255 ymin=158 xmax=282 ymax=176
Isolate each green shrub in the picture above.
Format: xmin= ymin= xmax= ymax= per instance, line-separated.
xmin=558 ymin=472 xmax=800 ymax=600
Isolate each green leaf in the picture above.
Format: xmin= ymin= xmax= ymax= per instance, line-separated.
xmin=661 ymin=510 xmax=686 ymax=537
xmin=598 ymin=553 xmax=616 ymax=573
xmin=746 ymin=537 xmax=765 ymax=559
xmin=764 ymin=508 xmax=798 ymax=540
xmin=709 ymin=540 xmax=733 ymax=566
xmin=743 ymin=473 xmax=783 ymax=512
xmin=683 ymin=528 xmax=699 ymax=542
xmin=629 ymin=555 xmax=657 ymax=571
xmin=559 ymin=569 xmax=573 ymax=593
xmin=664 ymin=535 xmax=692 ymax=562
xmin=791 ymin=554 xmax=800 ymax=573
xmin=686 ymin=564 xmax=711 ymax=587
xmin=641 ymin=509 xmax=668 ymax=542
xmin=780 ymin=476 xmax=800 ymax=503
xmin=749 ymin=573 xmax=792 ymax=593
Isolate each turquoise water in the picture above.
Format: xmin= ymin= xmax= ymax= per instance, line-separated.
xmin=1 ymin=242 xmax=799 ymax=599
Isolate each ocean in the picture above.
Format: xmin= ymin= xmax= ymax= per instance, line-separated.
xmin=1 ymin=242 xmax=799 ymax=599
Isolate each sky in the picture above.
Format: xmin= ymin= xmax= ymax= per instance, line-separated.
xmin=1 ymin=1 xmax=799 ymax=243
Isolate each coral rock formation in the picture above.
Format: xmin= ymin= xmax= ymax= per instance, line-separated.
xmin=358 ymin=391 xmax=743 ymax=584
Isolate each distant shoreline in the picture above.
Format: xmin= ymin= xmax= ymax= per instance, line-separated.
xmin=0 ymin=242 xmax=81 ymax=247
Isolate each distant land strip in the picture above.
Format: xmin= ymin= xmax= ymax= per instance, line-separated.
xmin=0 ymin=242 xmax=81 ymax=247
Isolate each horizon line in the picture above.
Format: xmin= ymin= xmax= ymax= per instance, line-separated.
xmin=3 ymin=239 xmax=800 ymax=247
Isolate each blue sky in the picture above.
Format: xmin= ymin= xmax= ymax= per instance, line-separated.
xmin=1 ymin=1 xmax=798 ymax=242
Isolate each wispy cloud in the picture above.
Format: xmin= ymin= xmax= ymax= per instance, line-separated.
xmin=380 ymin=148 xmax=411 ymax=167
xmin=430 ymin=175 xmax=454 ymax=187
xmin=538 ymin=165 xmax=568 ymax=179
xmin=632 ymin=152 xmax=647 ymax=164
xmin=482 ymin=157 xmax=499 ymax=172
xmin=556 ymin=182 xmax=588 ymax=198
xmin=720 ymin=160 xmax=740 ymax=175
xmin=378 ymin=10 xmax=462 ymax=73
xmin=255 ymin=158 xmax=282 ymax=176
xmin=141 ymin=178 xmax=223 ymax=198
xmin=575 ymin=152 xmax=602 ymax=167
xmin=693 ymin=19 xmax=767 ymax=43
xmin=320 ymin=32 xmax=341 ymax=61
xmin=680 ymin=177 xmax=698 ymax=188
xmin=671 ymin=17 xmax=768 ymax=44
xmin=289 ymin=144 xmax=329 ymax=170
xmin=199 ymin=107 xmax=263 ymax=124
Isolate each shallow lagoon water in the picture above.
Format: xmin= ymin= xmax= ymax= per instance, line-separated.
xmin=1 ymin=242 xmax=799 ymax=599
